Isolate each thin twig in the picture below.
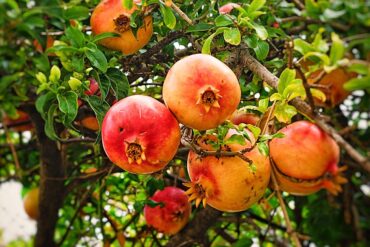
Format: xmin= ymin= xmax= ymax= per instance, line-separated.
xmin=294 ymin=63 xmax=316 ymax=115
xmin=169 ymin=2 xmax=193 ymax=25
xmin=270 ymin=162 xmax=302 ymax=247
xmin=2 ymin=116 xmax=22 ymax=178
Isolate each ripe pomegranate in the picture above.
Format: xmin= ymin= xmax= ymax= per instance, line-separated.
xmin=80 ymin=116 xmax=100 ymax=131
xmin=23 ymin=188 xmax=39 ymax=220
xmin=298 ymin=60 xmax=357 ymax=107
xmin=269 ymin=121 xmax=347 ymax=195
xmin=90 ymin=0 xmax=153 ymax=55
xmin=185 ymin=129 xmax=270 ymax=212
xmin=144 ymin=186 xmax=191 ymax=235
xmin=102 ymin=95 xmax=180 ymax=174
xmin=219 ymin=3 xmax=240 ymax=14
xmin=229 ymin=109 xmax=260 ymax=126
xmin=3 ymin=110 xmax=33 ymax=132
xmin=163 ymin=54 xmax=241 ymax=130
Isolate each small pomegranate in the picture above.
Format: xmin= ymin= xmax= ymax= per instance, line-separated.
xmin=229 ymin=109 xmax=260 ymax=126
xmin=144 ymin=186 xmax=191 ymax=235
xmin=219 ymin=3 xmax=240 ymax=14
xmin=3 ymin=110 xmax=33 ymax=132
xmin=90 ymin=0 xmax=153 ymax=55
xmin=101 ymin=95 xmax=180 ymax=174
xmin=269 ymin=121 xmax=347 ymax=195
xmin=298 ymin=60 xmax=357 ymax=107
xmin=185 ymin=129 xmax=270 ymax=212
xmin=23 ymin=188 xmax=39 ymax=220
xmin=163 ymin=54 xmax=241 ymax=130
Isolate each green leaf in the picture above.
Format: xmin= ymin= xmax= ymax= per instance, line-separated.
xmin=329 ymin=33 xmax=345 ymax=65
xmin=64 ymin=6 xmax=90 ymax=20
xmin=36 ymin=92 xmax=55 ymax=120
xmin=57 ymin=91 xmax=78 ymax=125
xmin=254 ymin=40 xmax=269 ymax=60
xmin=269 ymin=92 xmax=282 ymax=102
xmin=257 ymin=141 xmax=269 ymax=156
xmin=202 ymin=28 xmax=227 ymax=54
xmin=248 ymin=0 xmax=266 ymax=13
xmin=186 ymin=23 xmax=214 ymax=32
xmin=278 ymin=68 xmax=296 ymax=94
xmin=85 ymin=96 xmax=110 ymax=127
xmin=294 ymin=39 xmax=314 ymax=55
xmin=36 ymin=72 xmax=47 ymax=84
xmin=304 ymin=52 xmax=330 ymax=65
xmin=91 ymin=32 xmax=120 ymax=43
xmin=274 ymin=102 xmax=297 ymax=123
xmin=232 ymin=237 xmax=253 ymax=247
xmin=65 ymin=27 xmax=85 ymax=48
xmin=97 ymin=77 xmax=111 ymax=100
xmin=258 ymin=98 xmax=269 ymax=112
xmin=283 ymin=80 xmax=306 ymax=101
xmin=223 ymin=28 xmax=241 ymax=45
xmin=106 ymin=68 xmax=129 ymax=100
xmin=68 ymin=77 xmax=82 ymax=90
xmin=85 ymin=43 xmax=108 ymax=72
xmin=159 ymin=4 xmax=176 ymax=29
xmin=44 ymin=104 xmax=59 ymax=140
xmin=49 ymin=65 xmax=61 ymax=83
xmin=244 ymin=34 xmax=258 ymax=48
xmin=323 ymin=9 xmax=346 ymax=20
xmin=250 ymin=22 xmax=268 ymax=40
xmin=347 ymin=62 xmax=369 ymax=75
xmin=215 ymin=15 xmax=234 ymax=27
xmin=225 ymin=134 xmax=246 ymax=145
xmin=310 ymin=88 xmax=327 ymax=102
xmin=246 ymin=124 xmax=261 ymax=139
xmin=344 ymin=76 xmax=370 ymax=91
xmin=123 ymin=0 xmax=134 ymax=10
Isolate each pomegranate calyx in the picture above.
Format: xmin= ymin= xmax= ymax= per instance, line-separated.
xmin=323 ymin=166 xmax=348 ymax=195
xmin=196 ymin=86 xmax=222 ymax=113
xmin=114 ymin=14 xmax=131 ymax=33
xmin=183 ymin=182 xmax=207 ymax=208
xmin=126 ymin=142 xmax=146 ymax=164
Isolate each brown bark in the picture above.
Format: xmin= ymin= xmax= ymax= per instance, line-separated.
xmin=24 ymin=105 xmax=67 ymax=247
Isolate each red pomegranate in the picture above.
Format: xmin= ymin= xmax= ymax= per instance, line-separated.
xmin=101 ymin=95 xmax=180 ymax=174
xmin=90 ymin=0 xmax=153 ymax=55
xmin=269 ymin=121 xmax=347 ymax=195
xmin=163 ymin=54 xmax=241 ymax=130
xmin=185 ymin=129 xmax=270 ymax=212
xmin=144 ymin=186 xmax=191 ymax=235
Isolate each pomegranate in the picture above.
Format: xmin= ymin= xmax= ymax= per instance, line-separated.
xmin=144 ymin=186 xmax=191 ymax=235
xmin=90 ymin=0 xmax=153 ymax=55
xmin=163 ymin=54 xmax=241 ymax=130
xmin=229 ymin=109 xmax=260 ymax=126
xmin=269 ymin=121 xmax=347 ymax=195
xmin=80 ymin=116 xmax=100 ymax=131
xmin=185 ymin=129 xmax=270 ymax=212
xmin=3 ymin=110 xmax=33 ymax=132
xmin=23 ymin=188 xmax=39 ymax=220
xmin=298 ymin=60 xmax=357 ymax=107
xmin=219 ymin=3 xmax=241 ymax=14
xmin=101 ymin=95 xmax=180 ymax=174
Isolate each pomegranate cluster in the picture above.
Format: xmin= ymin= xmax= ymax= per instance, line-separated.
xmin=100 ymin=50 xmax=344 ymax=233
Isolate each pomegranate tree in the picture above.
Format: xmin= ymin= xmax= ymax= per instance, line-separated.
xmin=90 ymin=0 xmax=153 ymax=55
xmin=269 ymin=121 xmax=347 ymax=195
xmin=144 ymin=186 xmax=191 ymax=235
xmin=185 ymin=129 xmax=270 ymax=212
xmin=102 ymin=95 xmax=180 ymax=174
xmin=163 ymin=54 xmax=241 ymax=130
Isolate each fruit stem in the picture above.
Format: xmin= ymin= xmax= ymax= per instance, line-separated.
xmin=164 ymin=1 xmax=193 ymax=25
xmin=270 ymin=161 xmax=302 ymax=247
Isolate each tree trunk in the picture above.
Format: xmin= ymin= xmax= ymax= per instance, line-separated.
xmin=25 ymin=105 xmax=67 ymax=247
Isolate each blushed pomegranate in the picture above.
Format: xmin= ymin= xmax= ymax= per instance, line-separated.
xmin=163 ymin=54 xmax=241 ymax=130
xmin=185 ymin=129 xmax=270 ymax=212
xmin=101 ymin=95 xmax=180 ymax=174
xmin=269 ymin=121 xmax=347 ymax=195
xmin=90 ymin=0 xmax=153 ymax=55
xmin=144 ymin=186 xmax=191 ymax=235
xmin=23 ymin=188 xmax=39 ymax=220
xmin=3 ymin=110 xmax=33 ymax=132
xmin=229 ymin=109 xmax=260 ymax=126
